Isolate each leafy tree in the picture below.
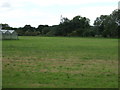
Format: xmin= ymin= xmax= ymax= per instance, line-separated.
xmin=37 ymin=25 xmax=49 ymax=33
xmin=42 ymin=27 xmax=51 ymax=35
xmin=23 ymin=25 xmax=36 ymax=32
xmin=58 ymin=15 xmax=90 ymax=36
xmin=0 ymin=24 xmax=12 ymax=30
xmin=94 ymin=9 xmax=119 ymax=38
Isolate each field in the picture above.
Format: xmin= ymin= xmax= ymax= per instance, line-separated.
xmin=2 ymin=36 xmax=118 ymax=88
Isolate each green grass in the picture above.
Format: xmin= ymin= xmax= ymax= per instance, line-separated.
xmin=2 ymin=36 xmax=118 ymax=88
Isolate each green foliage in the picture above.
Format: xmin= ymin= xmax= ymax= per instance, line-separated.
xmin=57 ymin=15 xmax=90 ymax=36
xmin=0 ymin=24 xmax=12 ymax=30
xmin=94 ymin=9 xmax=119 ymax=38
xmin=37 ymin=25 xmax=49 ymax=33
xmin=42 ymin=27 xmax=51 ymax=35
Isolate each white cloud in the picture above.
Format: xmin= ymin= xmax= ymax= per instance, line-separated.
xmin=0 ymin=0 xmax=119 ymax=27
xmin=12 ymin=0 xmax=118 ymax=6
xmin=72 ymin=5 xmax=117 ymax=24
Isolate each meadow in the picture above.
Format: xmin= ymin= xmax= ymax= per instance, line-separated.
xmin=2 ymin=36 xmax=118 ymax=88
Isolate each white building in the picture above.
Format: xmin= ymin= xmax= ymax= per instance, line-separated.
xmin=0 ymin=26 xmax=18 ymax=40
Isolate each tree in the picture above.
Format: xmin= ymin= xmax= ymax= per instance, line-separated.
xmin=58 ymin=15 xmax=90 ymax=36
xmin=23 ymin=25 xmax=36 ymax=32
xmin=37 ymin=25 xmax=49 ymax=33
xmin=94 ymin=9 xmax=119 ymax=38
xmin=0 ymin=24 xmax=12 ymax=30
xmin=42 ymin=27 xmax=51 ymax=35
xmin=110 ymin=9 xmax=120 ymax=37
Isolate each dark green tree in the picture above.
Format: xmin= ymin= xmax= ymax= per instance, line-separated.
xmin=94 ymin=9 xmax=119 ymax=38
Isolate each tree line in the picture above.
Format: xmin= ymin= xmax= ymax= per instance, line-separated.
xmin=1 ymin=9 xmax=119 ymax=38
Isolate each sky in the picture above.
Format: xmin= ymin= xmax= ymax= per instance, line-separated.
xmin=0 ymin=0 xmax=119 ymax=28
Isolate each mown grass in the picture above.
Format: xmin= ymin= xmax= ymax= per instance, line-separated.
xmin=2 ymin=36 xmax=118 ymax=88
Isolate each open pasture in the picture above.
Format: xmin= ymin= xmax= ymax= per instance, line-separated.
xmin=2 ymin=36 xmax=118 ymax=88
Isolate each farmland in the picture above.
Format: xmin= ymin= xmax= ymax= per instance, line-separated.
xmin=2 ymin=36 xmax=118 ymax=88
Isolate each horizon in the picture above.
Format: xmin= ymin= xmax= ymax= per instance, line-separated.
xmin=0 ymin=0 xmax=118 ymax=28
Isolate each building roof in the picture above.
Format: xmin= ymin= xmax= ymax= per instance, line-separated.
xmin=0 ymin=30 xmax=8 ymax=33
xmin=0 ymin=30 xmax=15 ymax=34
xmin=8 ymin=30 xmax=15 ymax=33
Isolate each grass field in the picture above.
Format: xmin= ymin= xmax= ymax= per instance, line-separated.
xmin=2 ymin=36 xmax=118 ymax=88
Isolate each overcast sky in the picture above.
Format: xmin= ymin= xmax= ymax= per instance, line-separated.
xmin=0 ymin=0 xmax=119 ymax=28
